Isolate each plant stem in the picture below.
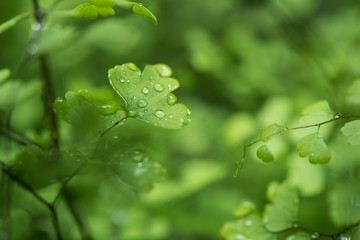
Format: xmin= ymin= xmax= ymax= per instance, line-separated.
xmin=64 ymin=190 xmax=93 ymax=240
xmin=0 ymin=162 xmax=63 ymax=240
xmin=39 ymin=54 xmax=59 ymax=148
xmin=31 ymin=0 xmax=59 ymax=149
xmin=53 ymin=160 xmax=88 ymax=207
xmin=100 ymin=115 xmax=128 ymax=138
xmin=0 ymin=125 xmax=42 ymax=148
xmin=234 ymin=114 xmax=360 ymax=175
xmin=272 ymin=221 xmax=360 ymax=239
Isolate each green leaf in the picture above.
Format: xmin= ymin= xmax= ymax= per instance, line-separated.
xmin=256 ymin=144 xmax=274 ymax=163
xmin=341 ymin=120 xmax=360 ymax=145
xmin=263 ymin=181 xmax=299 ymax=231
xmin=0 ymin=12 xmax=30 ymax=35
xmin=53 ymin=89 xmax=126 ymax=133
xmin=328 ymin=180 xmax=360 ymax=227
xmin=10 ymin=146 xmax=86 ymax=189
xmin=132 ymin=3 xmax=158 ymax=25
xmin=260 ymin=123 xmax=285 ymax=142
xmin=0 ymin=68 xmax=10 ymax=83
xmin=108 ymin=63 xmax=191 ymax=129
xmin=73 ymin=0 xmax=115 ymax=19
xmin=347 ymin=79 xmax=360 ymax=104
xmin=299 ymin=101 xmax=334 ymax=125
xmin=296 ymin=133 xmax=331 ymax=164
xmin=221 ymin=213 xmax=275 ymax=240
xmin=233 ymin=201 xmax=257 ymax=218
xmin=286 ymin=232 xmax=313 ymax=240
xmin=95 ymin=132 xmax=165 ymax=191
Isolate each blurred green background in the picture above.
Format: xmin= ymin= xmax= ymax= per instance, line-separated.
xmin=1 ymin=0 xmax=360 ymax=239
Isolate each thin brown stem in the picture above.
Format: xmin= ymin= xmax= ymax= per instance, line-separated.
xmin=39 ymin=55 xmax=59 ymax=148
xmin=234 ymin=114 xmax=360 ymax=175
xmin=31 ymin=0 xmax=59 ymax=149
xmin=272 ymin=221 xmax=360 ymax=239
xmin=0 ymin=126 xmax=42 ymax=148
xmin=64 ymin=190 xmax=93 ymax=240
xmin=53 ymin=160 xmax=88 ymax=207
xmin=100 ymin=115 xmax=128 ymax=138
xmin=0 ymin=162 xmax=63 ymax=240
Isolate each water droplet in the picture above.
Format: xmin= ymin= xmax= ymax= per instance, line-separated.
xmin=126 ymin=79 xmax=130 ymax=83
xmin=154 ymin=110 xmax=165 ymax=119
xmin=97 ymin=104 xmax=116 ymax=114
xmin=154 ymin=64 xmax=172 ymax=77
xmin=179 ymin=118 xmax=185 ymax=123
xmin=27 ymin=43 xmax=38 ymax=55
xmin=244 ymin=220 xmax=253 ymax=227
xmin=154 ymin=84 xmax=164 ymax=92
xmin=312 ymin=232 xmax=320 ymax=239
xmin=142 ymin=87 xmax=149 ymax=94
xmin=31 ymin=22 xmax=41 ymax=31
xmin=125 ymin=63 xmax=138 ymax=71
xmin=137 ymin=100 xmax=148 ymax=108
xmin=120 ymin=79 xmax=125 ymax=83
xmin=128 ymin=110 xmax=136 ymax=116
xmin=169 ymin=114 xmax=174 ymax=119
xmin=167 ymin=93 xmax=177 ymax=105
xmin=132 ymin=150 xmax=145 ymax=162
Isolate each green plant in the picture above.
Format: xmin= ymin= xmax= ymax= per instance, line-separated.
xmin=0 ymin=0 xmax=190 ymax=239
xmin=1 ymin=0 xmax=360 ymax=239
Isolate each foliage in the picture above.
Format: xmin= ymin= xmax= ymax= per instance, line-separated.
xmin=1 ymin=0 xmax=360 ymax=239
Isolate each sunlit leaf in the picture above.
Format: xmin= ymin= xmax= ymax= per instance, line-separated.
xmin=73 ymin=0 xmax=115 ymax=19
xmin=341 ymin=120 xmax=360 ymax=145
xmin=299 ymin=101 xmax=334 ymax=125
xmin=108 ymin=63 xmax=191 ymax=129
xmin=260 ymin=123 xmax=285 ymax=142
xmin=132 ymin=3 xmax=158 ymax=25
xmin=256 ymin=144 xmax=274 ymax=163
xmin=221 ymin=213 xmax=275 ymax=240
xmin=263 ymin=181 xmax=299 ymax=231
xmin=296 ymin=133 xmax=330 ymax=164
xmin=0 ymin=68 xmax=10 ymax=83
xmin=0 ymin=12 xmax=30 ymax=35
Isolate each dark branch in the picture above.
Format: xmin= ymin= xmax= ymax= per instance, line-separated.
xmin=100 ymin=115 xmax=128 ymax=138
xmin=0 ymin=162 xmax=63 ymax=239
xmin=64 ymin=190 xmax=93 ymax=240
